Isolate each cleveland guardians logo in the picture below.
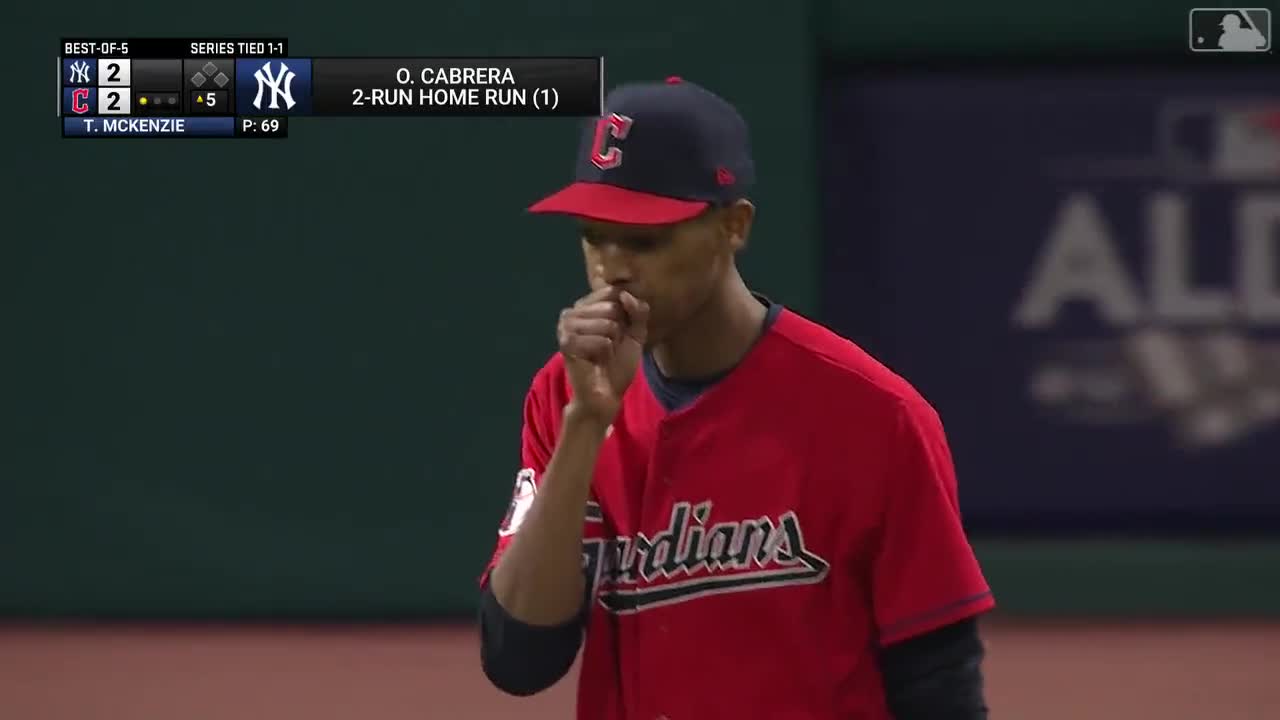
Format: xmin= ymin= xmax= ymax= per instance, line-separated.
xmin=590 ymin=113 xmax=634 ymax=170
xmin=71 ymin=88 xmax=91 ymax=115
xmin=582 ymin=501 xmax=830 ymax=614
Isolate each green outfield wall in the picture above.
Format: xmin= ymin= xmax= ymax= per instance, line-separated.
xmin=4 ymin=1 xmax=1275 ymax=619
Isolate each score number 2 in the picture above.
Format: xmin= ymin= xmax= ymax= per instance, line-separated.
xmin=97 ymin=59 xmax=131 ymax=115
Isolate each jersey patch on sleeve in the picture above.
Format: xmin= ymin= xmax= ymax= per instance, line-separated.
xmin=498 ymin=468 xmax=538 ymax=537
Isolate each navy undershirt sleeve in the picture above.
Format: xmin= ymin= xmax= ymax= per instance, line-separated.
xmin=478 ymin=583 xmax=586 ymax=696
xmin=479 ymin=590 xmax=988 ymax=711
xmin=878 ymin=618 xmax=989 ymax=719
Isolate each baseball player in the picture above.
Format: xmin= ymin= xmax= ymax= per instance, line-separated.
xmin=479 ymin=77 xmax=994 ymax=718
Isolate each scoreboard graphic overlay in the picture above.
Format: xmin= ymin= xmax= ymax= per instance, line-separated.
xmin=58 ymin=38 xmax=604 ymax=140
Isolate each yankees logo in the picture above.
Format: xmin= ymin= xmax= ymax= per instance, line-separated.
xmin=68 ymin=61 xmax=92 ymax=85
xmin=253 ymin=61 xmax=297 ymax=111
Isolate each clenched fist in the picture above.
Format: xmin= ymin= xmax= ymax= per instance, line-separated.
xmin=557 ymin=286 xmax=650 ymax=424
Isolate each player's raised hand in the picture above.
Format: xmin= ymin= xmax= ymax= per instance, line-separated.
xmin=558 ymin=285 xmax=650 ymax=423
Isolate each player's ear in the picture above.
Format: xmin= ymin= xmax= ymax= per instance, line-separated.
xmin=721 ymin=199 xmax=754 ymax=253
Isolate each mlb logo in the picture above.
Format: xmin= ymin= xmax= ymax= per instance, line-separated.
xmin=1158 ymin=101 xmax=1280 ymax=180
xmin=498 ymin=468 xmax=538 ymax=537
xmin=1188 ymin=8 xmax=1272 ymax=52
xmin=234 ymin=58 xmax=312 ymax=115
xmin=62 ymin=58 xmax=96 ymax=86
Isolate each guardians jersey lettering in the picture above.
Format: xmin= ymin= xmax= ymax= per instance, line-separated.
xmin=582 ymin=501 xmax=830 ymax=614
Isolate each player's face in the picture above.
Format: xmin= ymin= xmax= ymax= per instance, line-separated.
xmin=579 ymin=203 xmax=751 ymax=345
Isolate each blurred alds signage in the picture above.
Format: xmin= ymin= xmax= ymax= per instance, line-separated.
xmin=820 ymin=70 xmax=1280 ymax=533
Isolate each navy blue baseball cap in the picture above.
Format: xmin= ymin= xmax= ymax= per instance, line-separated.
xmin=528 ymin=76 xmax=755 ymax=225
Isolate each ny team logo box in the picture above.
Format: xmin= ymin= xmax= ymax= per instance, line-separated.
xmin=61 ymin=58 xmax=131 ymax=116
xmin=1189 ymin=8 xmax=1272 ymax=52
xmin=235 ymin=58 xmax=312 ymax=115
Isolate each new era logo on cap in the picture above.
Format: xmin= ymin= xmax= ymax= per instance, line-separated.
xmin=528 ymin=76 xmax=755 ymax=225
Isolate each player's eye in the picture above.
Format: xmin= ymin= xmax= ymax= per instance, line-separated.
xmin=620 ymin=234 xmax=666 ymax=253
xmin=581 ymin=232 xmax=667 ymax=253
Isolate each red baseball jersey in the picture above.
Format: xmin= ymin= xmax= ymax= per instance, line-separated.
xmin=484 ymin=308 xmax=994 ymax=719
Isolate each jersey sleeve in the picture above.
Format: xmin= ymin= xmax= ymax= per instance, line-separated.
xmin=871 ymin=398 xmax=995 ymax=646
xmin=478 ymin=367 xmax=559 ymax=586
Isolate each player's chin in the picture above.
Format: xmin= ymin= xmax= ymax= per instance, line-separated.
xmin=639 ymin=327 xmax=664 ymax=351
xmin=638 ymin=318 xmax=666 ymax=349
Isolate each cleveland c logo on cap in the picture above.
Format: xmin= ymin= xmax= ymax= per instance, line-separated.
xmin=590 ymin=113 xmax=634 ymax=170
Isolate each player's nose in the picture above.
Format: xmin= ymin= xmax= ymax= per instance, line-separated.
xmin=593 ymin=245 xmax=636 ymax=288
